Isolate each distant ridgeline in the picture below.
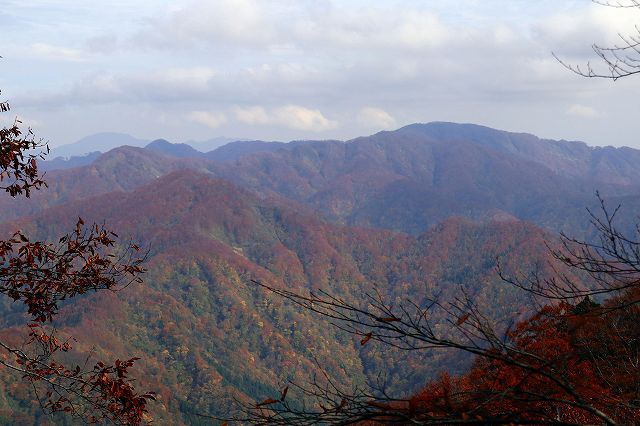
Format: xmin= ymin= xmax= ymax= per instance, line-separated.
xmin=26 ymin=122 xmax=640 ymax=236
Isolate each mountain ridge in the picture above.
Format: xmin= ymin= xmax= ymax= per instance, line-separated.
xmin=6 ymin=121 xmax=640 ymax=236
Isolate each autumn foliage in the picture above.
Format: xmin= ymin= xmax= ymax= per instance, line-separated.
xmin=0 ymin=95 xmax=153 ymax=423
xmin=240 ymin=200 xmax=640 ymax=425
xmin=412 ymin=298 xmax=640 ymax=424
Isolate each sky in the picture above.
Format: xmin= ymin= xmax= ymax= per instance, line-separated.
xmin=2 ymin=0 xmax=640 ymax=149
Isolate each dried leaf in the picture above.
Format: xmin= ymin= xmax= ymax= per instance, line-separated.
xmin=256 ymin=398 xmax=279 ymax=407
xmin=360 ymin=332 xmax=372 ymax=346
xmin=456 ymin=313 xmax=470 ymax=326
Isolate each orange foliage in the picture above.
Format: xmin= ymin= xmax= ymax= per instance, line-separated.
xmin=412 ymin=301 xmax=640 ymax=424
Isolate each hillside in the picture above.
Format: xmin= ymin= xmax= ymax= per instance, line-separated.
xmin=392 ymin=122 xmax=640 ymax=186
xmin=213 ymin=123 xmax=640 ymax=234
xmin=0 ymin=169 xmax=563 ymax=424
xmin=0 ymin=146 xmax=211 ymax=222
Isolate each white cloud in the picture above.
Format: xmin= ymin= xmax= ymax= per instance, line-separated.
xmin=132 ymin=1 xmax=457 ymax=53
xmin=188 ymin=110 xmax=227 ymax=128
xmin=234 ymin=106 xmax=270 ymax=125
xmin=272 ymin=105 xmax=337 ymax=132
xmin=566 ymin=104 xmax=600 ymax=118
xmin=30 ymin=42 xmax=84 ymax=61
xmin=357 ymin=107 xmax=396 ymax=130
xmin=389 ymin=11 xmax=450 ymax=49
xmin=136 ymin=0 xmax=276 ymax=48
xmin=534 ymin=4 xmax=640 ymax=58
xmin=232 ymin=105 xmax=337 ymax=132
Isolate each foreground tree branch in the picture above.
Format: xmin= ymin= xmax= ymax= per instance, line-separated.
xmin=0 ymin=92 xmax=154 ymax=423
xmin=555 ymin=1 xmax=640 ymax=79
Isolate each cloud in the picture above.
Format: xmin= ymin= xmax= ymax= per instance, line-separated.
xmin=272 ymin=105 xmax=337 ymax=132
xmin=534 ymin=4 xmax=640 ymax=58
xmin=566 ymin=104 xmax=600 ymax=119
xmin=357 ymin=107 xmax=396 ymax=130
xmin=234 ymin=106 xmax=270 ymax=125
xmin=188 ymin=110 xmax=227 ymax=128
xmin=10 ymin=1 xmax=640 ymax=148
xmin=30 ymin=43 xmax=84 ymax=61
xmin=232 ymin=105 xmax=337 ymax=132
xmin=135 ymin=0 xmax=276 ymax=48
xmin=132 ymin=1 xmax=454 ymax=53
xmin=84 ymin=34 xmax=119 ymax=54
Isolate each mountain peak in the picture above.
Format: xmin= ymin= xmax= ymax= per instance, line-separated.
xmin=145 ymin=139 xmax=203 ymax=158
xmin=50 ymin=132 xmax=149 ymax=158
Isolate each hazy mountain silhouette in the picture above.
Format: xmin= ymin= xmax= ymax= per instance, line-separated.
xmin=50 ymin=132 xmax=150 ymax=158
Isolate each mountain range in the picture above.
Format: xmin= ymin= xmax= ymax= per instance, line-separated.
xmin=25 ymin=122 xmax=640 ymax=236
xmin=2 ymin=122 xmax=639 ymax=423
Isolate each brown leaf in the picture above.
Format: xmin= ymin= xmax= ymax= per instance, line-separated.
xmin=456 ymin=313 xmax=470 ymax=326
xmin=256 ymin=398 xmax=279 ymax=407
xmin=377 ymin=316 xmax=400 ymax=323
xmin=360 ymin=332 xmax=372 ymax=346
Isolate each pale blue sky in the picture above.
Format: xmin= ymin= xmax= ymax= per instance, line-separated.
xmin=2 ymin=0 xmax=640 ymax=149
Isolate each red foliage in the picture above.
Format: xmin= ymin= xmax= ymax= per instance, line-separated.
xmin=0 ymin=101 xmax=47 ymax=198
xmin=0 ymin=218 xmax=144 ymax=322
xmin=412 ymin=302 xmax=640 ymax=424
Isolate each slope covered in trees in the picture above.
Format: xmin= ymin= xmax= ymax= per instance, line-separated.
xmin=2 ymin=123 xmax=639 ymax=423
xmin=212 ymin=123 xmax=640 ymax=235
xmin=0 ymin=168 xmax=572 ymax=423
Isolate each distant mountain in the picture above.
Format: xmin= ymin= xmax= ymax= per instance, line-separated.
xmin=40 ymin=151 xmax=101 ymax=171
xmin=145 ymin=139 xmax=204 ymax=158
xmin=211 ymin=124 xmax=640 ymax=235
xmin=393 ymin=122 xmax=640 ymax=186
xmin=50 ymin=132 xmax=150 ymax=158
xmin=187 ymin=136 xmax=245 ymax=153
xmin=206 ymin=140 xmax=286 ymax=162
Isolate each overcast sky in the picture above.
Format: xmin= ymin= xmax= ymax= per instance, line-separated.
xmin=2 ymin=0 xmax=640 ymax=148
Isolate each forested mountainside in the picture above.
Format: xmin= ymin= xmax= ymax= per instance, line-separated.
xmin=0 ymin=169 xmax=565 ymax=424
xmin=14 ymin=123 xmax=640 ymax=237
xmin=386 ymin=123 xmax=640 ymax=185
xmin=2 ymin=122 xmax=640 ymax=424
xmin=0 ymin=148 xmax=210 ymax=221
xmin=211 ymin=123 xmax=640 ymax=235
